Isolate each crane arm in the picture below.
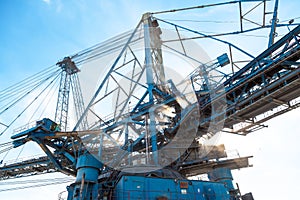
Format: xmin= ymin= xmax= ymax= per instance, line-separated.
xmin=0 ymin=156 xmax=56 ymax=180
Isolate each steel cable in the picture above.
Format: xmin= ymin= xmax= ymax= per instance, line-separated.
xmin=0 ymin=71 xmax=62 ymax=136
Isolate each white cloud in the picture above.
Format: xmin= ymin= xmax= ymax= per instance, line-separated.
xmin=42 ymin=0 xmax=51 ymax=5
xmin=42 ymin=0 xmax=63 ymax=13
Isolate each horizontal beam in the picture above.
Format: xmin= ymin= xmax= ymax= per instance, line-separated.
xmin=179 ymin=156 xmax=253 ymax=177
xmin=224 ymin=25 xmax=300 ymax=85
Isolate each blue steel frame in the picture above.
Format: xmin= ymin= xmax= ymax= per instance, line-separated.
xmin=1 ymin=1 xmax=300 ymax=199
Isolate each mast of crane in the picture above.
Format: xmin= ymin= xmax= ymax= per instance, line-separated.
xmin=143 ymin=13 xmax=159 ymax=165
xmin=55 ymin=57 xmax=80 ymax=131
xmin=143 ymin=13 xmax=166 ymax=165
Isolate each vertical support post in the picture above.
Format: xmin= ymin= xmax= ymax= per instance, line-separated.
xmin=239 ymin=1 xmax=243 ymax=32
xmin=143 ymin=13 xmax=159 ymax=165
xmin=55 ymin=66 xmax=71 ymax=132
xmin=125 ymin=122 xmax=129 ymax=145
xmin=143 ymin=13 xmax=155 ymax=99
xmin=263 ymin=0 xmax=266 ymax=27
xmin=98 ymin=133 xmax=103 ymax=159
xmin=228 ymin=44 xmax=234 ymax=74
xmin=268 ymin=0 xmax=279 ymax=47
xmin=124 ymin=122 xmax=132 ymax=165
xmin=68 ymin=153 xmax=102 ymax=200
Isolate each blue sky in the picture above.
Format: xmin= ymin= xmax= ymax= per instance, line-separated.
xmin=0 ymin=0 xmax=300 ymax=199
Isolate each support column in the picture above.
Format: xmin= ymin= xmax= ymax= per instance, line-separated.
xmin=67 ymin=153 xmax=103 ymax=200
xmin=208 ymin=168 xmax=235 ymax=193
xmin=143 ymin=13 xmax=159 ymax=165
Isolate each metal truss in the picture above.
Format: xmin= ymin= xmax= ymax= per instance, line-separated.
xmin=2 ymin=2 xmax=300 ymax=182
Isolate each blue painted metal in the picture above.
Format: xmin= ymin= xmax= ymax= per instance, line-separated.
xmin=67 ymin=154 xmax=102 ymax=200
xmin=224 ymin=24 xmax=300 ymax=86
xmin=75 ymin=154 xmax=102 ymax=182
xmin=114 ymin=175 xmax=230 ymax=200
xmin=217 ymin=53 xmax=230 ymax=67
xmin=3 ymin=2 xmax=300 ymax=199
xmin=268 ymin=0 xmax=279 ymax=47
xmin=155 ymin=18 xmax=255 ymax=59
xmin=11 ymin=118 xmax=58 ymax=140
xmin=10 ymin=118 xmax=77 ymax=176
xmin=208 ymin=168 xmax=235 ymax=193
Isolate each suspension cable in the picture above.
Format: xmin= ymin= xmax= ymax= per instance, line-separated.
xmin=0 ymin=71 xmax=61 ymax=136
xmin=0 ymin=177 xmax=75 ymax=185
xmin=0 ymin=146 xmax=13 ymax=155
xmin=28 ymin=75 xmax=60 ymax=122
xmin=0 ymin=65 xmax=57 ymax=99
xmin=0 ymin=69 xmax=61 ymax=116
xmin=0 ymin=179 xmax=73 ymax=192
xmin=38 ymin=81 xmax=60 ymax=120
xmin=0 ymin=141 xmax=13 ymax=147
xmin=151 ymin=1 xmax=240 ymax=15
